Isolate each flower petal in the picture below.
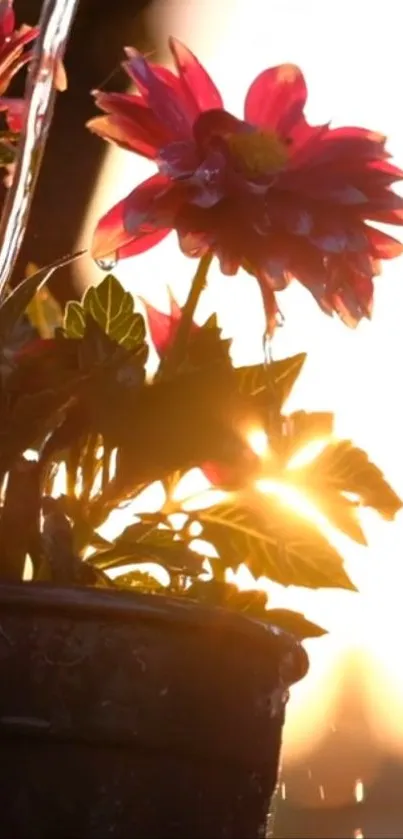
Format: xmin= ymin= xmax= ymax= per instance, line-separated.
xmin=366 ymin=226 xmax=403 ymax=259
xmin=291 ymin=126 xmax=389 ymax=169
xmin=141 ymin=289 xmax=200 ymax=356
xmin=157 ymin=139 xmax=200 ymax=178
xmin=87 ymin=115 xmax=159 ymax=158
xmin=245 ymin=64 xmax=307 ymax=135
xmin=123 ymin=47 xmax=192 ymax=137
xmin=0 ymin=24 xmax=38 ymax=89
xmin=326 ymin=270 xmax=374 ymax=327
xmin=141 ymin=292 xmax=180 ymax=355
xmin=0 ymin=95 xmax=24 ymax=130
xmin=88 ymin=91 xmax=173 ymax=156
xmin=0 ymin=2 xmax=15 ymax=39
xmin=169 ymin=37 xmax=223 ymax=113
xmin=91 ymin=174 xmax=172 ymax=261
xmin=152 ymin=65 xmax=200 ymax=122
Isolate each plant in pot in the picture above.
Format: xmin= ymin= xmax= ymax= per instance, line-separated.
xmin=0 ymin=3 xmax=402 ymax=838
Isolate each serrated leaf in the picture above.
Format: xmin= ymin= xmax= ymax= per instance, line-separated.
xmin=266 ymin=609 xmax=327 ymax=639
xmin=65 ymin=274 xmax=146 ymax=351
xmin=186 ymin=579 xmax=270 ymax=616
xmin=301 ymin=440 xmax=403 ymax=521
xmin=0 ymin=252 xmax=84 ymax=349
xmin=91 ymin=521 xmax=203 ymax=576
xmin=116 ymin=570 xmax=165 ymax=591
xmin=197 ymin=492 xmax=355 ymax=590
xmin=237 ymin=353 xmax=306 ymax=407
xmin=111 ymin=363 xmax=253 ymax=493
xmin=64 ymin=301 xmax=85 ymax=338
xmin=308 ymin=491 xmax=367 ymax=545
xmin=187 ymin=313 xmax=232 ymax=369
xmin=284 ymin=411 xmax=334 ymax=458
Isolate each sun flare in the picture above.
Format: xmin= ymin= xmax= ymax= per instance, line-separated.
xmin=76 ymin=0 xmax=403 ymax=773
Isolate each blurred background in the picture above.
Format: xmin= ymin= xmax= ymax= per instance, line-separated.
xmin=9 ymin=1 xmax=403 ymax=836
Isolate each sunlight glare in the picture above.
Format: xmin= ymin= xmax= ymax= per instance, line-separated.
xmin=248 ymin=429 xmax=269 ymax=458
xmin=78 ymin=0 xmax=403 ymax=764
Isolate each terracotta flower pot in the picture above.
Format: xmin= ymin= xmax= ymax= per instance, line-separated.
xmin=0 ymin=582 xmax=308 ymax=838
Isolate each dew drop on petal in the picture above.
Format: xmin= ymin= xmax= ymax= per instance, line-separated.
xmin=96 ymin=255 xmax=118 ymax=272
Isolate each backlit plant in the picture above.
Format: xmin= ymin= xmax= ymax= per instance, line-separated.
xmin=0 ymin=8 xmax=402 ymax=642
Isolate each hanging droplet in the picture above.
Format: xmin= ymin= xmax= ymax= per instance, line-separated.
xmin=96 ymin=254 xmax=118 ymax=272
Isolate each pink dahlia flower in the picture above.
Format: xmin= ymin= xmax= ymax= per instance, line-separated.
xmin=88 ymin=39 xmax=403 ymax=332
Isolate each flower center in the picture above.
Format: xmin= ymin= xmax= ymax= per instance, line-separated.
xmin=226 ymin=129 xmax=289 ymax=177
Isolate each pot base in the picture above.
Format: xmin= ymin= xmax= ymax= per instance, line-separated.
xmin=0 ymin=583 xmax=307 ymax=838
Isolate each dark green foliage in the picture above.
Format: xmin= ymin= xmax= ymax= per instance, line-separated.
xmin=0 ymin=268 xmax=400 ymax=641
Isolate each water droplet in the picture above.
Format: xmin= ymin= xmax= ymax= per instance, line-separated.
xmin=319 ymin=785 xmax=325 ymax=801
xmin=354 ymin=779 xmax=364 ymax=803
xmin=96 ymin=255 xmax=118 ymax=272
xmin=280 ymin=782 xmax=286 ymax=800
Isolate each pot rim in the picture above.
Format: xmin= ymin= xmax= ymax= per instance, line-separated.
xmin=0 ymin=581 xmax=308 ymax=683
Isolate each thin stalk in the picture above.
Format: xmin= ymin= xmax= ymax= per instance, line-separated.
xmin=159 ymin=251 xmax=213 ymax=377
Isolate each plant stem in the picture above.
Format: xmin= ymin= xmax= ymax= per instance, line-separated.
xmin=160 ymin=251 xmax=213 ymax=377
xmin=0 ymin=0 xmax=80 ymax=303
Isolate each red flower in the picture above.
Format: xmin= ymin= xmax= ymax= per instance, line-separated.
xmin=88 ymin=40 xmax=403 ymax=333
xmin=0 ymin=1 xmax=38 ymax=130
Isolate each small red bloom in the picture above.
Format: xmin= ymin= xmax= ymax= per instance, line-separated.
xmin=0 ymin=1 xmax=38 ymax=131
xmin=88 ymin=40 xmax=403 ymax=332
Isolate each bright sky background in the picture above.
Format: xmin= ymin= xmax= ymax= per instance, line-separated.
xmin=77 ymin=0 xmax=403 ymax=765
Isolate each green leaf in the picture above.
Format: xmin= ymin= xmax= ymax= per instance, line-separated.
xmin=266 ymin=609 xmax=327 ymax=639
xmin=186 ymin=579 xmax=269 ymax=617
xmin=25 ymin=280 xmax=63 ymax=339
xmin=301 ymin=440 xmax=403 ymax=521
xmin=281 ymin=411 xmax=334 ymax=459
xmin=184 ymin=579 xmax=327 ymax=638
xmin=312 ymin=492 xmax=367 ymax=545
xmin=64 ymin=301 xmax=85 ymax=338
xmin=65 ymin=274 xmax=146 ymax=351
xmin=115 ymin=570 xmax=165 ymax=591
xmin=236 ymin=353 xmax=306 ymax=407
xmin=112 ymin=363 xmax=253 ymax=494
xmin=0 ymin=252 xmax=84 ymax=350
xmin=197 ymin=492 xmax=356 ymax=590
xmin=187 ymin=313 xmax=232 ymax=369
xmin=91 ymin=521 xmax=204 ymax=577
